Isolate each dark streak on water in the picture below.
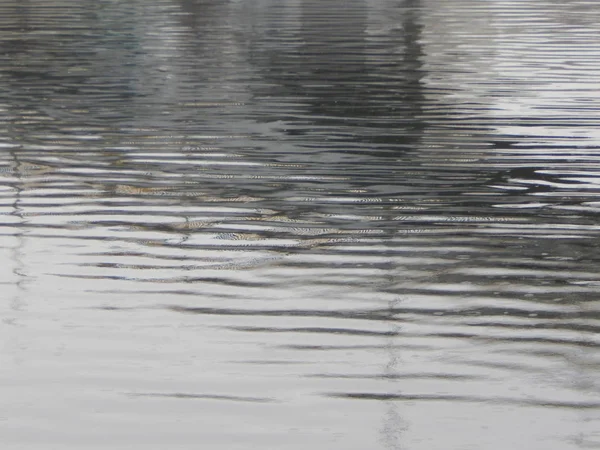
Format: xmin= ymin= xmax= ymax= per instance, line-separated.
xmin=1 ymin=1 xmax=600 ymax=449
xmin=129 ymin=392 xmax=276 ymax=403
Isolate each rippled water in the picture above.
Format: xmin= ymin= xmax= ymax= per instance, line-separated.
xmin=1 ymin=1 xmax=600 ymax=448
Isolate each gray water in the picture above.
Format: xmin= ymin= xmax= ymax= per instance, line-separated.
xmin=1 ymin=1 xmax=600 ymax=449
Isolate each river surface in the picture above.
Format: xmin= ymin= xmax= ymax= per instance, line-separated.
xmin=1 ymin=1 xmax=600 ymax=449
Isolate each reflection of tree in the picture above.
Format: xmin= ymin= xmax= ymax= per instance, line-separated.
xmin=239 ymin=2 xmax=429 ymax=447
xmin=300 ymin=4 xmax=427 ymax=447
xmin=7 ymin=146 xmax=27 ymax=320
xmin=246 ymin=0 xmax=426 ymax=155
xmin=379 ymin=297 xmax=405 ymax=450
xmin=176 ymin=0 xmax=230 ymax=31
xmin=569 ymin=299 xmax=600 ymax=448
xmin=296 ymin=0 xmax=369 ymax=119
xmin=0 ymin=0 xmax=144 ymax=131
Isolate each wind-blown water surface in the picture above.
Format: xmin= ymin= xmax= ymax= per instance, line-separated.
xmin=1 ymin=1 xmax=599 ymax=449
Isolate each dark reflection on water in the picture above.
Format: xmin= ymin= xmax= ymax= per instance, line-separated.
xmin=1 ymin=0 xmax=600 ymax=449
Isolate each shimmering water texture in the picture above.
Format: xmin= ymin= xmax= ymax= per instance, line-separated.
xmin=1 ymin=1 xmax=600 ymax=449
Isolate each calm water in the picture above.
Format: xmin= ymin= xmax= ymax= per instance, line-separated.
xmin=1 ymin=1 xmax=600 ymax=448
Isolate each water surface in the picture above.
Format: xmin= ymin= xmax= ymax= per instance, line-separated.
xmin=1 ymin=1 xmax=600 ymax=449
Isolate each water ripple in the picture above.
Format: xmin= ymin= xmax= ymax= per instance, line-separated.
xmin=2 ymin=1 xmax=600 ymax=449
